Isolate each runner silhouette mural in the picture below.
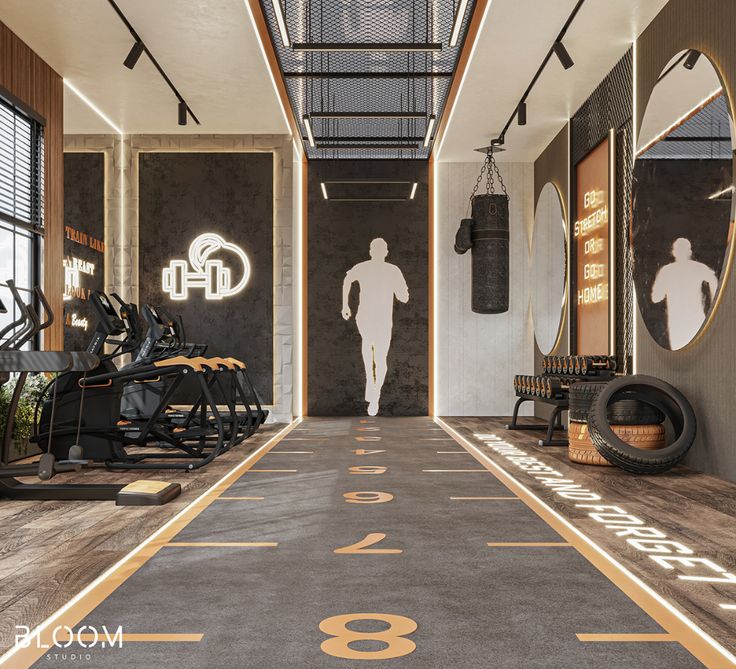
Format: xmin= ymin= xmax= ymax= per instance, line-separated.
xmin=342 ymin=238 xmax=409 ymax=416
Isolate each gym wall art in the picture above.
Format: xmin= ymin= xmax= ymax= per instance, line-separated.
xmin=63 ymin=153 xmax=105 ymax=351
xmin=573 ymin=133 xmax=615 ymax=356
xmin=139 ymin=152 xmax=274 ymax=403
xmin=632 ymin=51 xmax=735 ymax=351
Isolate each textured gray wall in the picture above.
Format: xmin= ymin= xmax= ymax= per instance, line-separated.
xmin=635 ymin=0 xmax=736 ymax=481
xmin=307 ymin=160 xmax=428 ymax=416
xmin=435 ymin=161 xmax=534 ymax=417
xmin=138 ymin=152 xmax=274 ymax=404
xmin=63 ymin=152 xmax=105 ymax=352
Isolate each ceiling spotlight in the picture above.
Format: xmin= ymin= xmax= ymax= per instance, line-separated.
xmin=449 ymin=0 xmax=470 ymax=47
xmin=271 ymin=0 xmax=290 ymax=47
xmin=410 ymin=182 xmax=418 ymax=200
xmin=552 ymin=41 xmax=574 ymax=70
xmin=178 ymin=101 xmax=188 ymax=126
xmin=123 ymin=40 xmax=145 ymax=69
xmin=517 ymin=101 xmax=527 ymax=126
xmin=303 ymin=115 xmax=316 ymax=148
xmin=684 ymin=50 xmax=702 ymax=70
xmin=423 ymin=115 xmax=437 ymax=148
xmin=320 ymin=182 xmax=328 ymax=200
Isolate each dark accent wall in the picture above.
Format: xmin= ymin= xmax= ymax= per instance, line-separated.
xmin=0 ymin=22 xmax=63 ymax=348
xmin=139 ymin=152 xmax=274 ymax=404
xmin=308 ymin=160 xmax=428 ymax=416
xmin=533 ymin=124 xmax=570 ymax=418
xmin=635 ymin=0 xmax=736 ymax=480
xmin=63 ymin=153 xmax=104 ymax=352
xmin=570 ymin=50 xmax=634 ymax=369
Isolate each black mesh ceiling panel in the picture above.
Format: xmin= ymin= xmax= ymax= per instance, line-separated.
xmin=259 ymin=0 xmax=479 ymax=159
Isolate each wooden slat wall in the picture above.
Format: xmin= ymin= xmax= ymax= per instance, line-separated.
xmin=635 ymin=0 xmax=736 ymax=481
xmin=0 ymin=21 xmax=63 ymax=349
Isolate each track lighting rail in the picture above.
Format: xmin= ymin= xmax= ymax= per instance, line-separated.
xmin=107 ymin=0 xmax=200 ymax=126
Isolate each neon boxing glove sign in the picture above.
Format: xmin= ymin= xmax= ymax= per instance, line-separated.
xmin=162 ymin=233 xmax=251 ymax=300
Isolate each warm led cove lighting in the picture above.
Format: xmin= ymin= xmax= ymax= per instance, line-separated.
xmin=423 ymin=115 xmax=437 ymax=148
xmin=449 ymin=0 xmax=470 ymax=47
xmin=410 ymin=182 xmax=418 ymax=199
xmin=708 ymin=185 xmax=734 ymax=200
xmin=271 ymin=0 xmax=290 ymax=47
xmin=63 ymin=80 xmax=123 ymax=134
xmin=320 ymin=182 xmax=328 ymax=199
xmin=303 ymin=115 xmax=316 ymax=148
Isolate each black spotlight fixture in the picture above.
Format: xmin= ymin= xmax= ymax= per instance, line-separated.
xmin=552 ymin=41 xmax=574 ymax=70
xmin=178 ymin=101 xmax=188 ymax=126
xmin=683 ymin=49 xmax=702 ymax=70
xmin=517 ymin=101 xmax=527 ymax=126
xmin=123 ymin=40 xmax=145 ymax=69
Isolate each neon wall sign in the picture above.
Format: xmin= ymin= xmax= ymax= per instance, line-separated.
xmin=162 ymin=233 xmax=251 ymax=300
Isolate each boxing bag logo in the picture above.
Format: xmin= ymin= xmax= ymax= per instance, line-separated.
xmin=162 ymin=233 xmax=251 ymax=300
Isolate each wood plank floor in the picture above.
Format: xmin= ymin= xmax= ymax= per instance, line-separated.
xmin=0 ymin=423 xmax=283 ymax=653
xmin=444 ymin=416 xmax=736 ymax=656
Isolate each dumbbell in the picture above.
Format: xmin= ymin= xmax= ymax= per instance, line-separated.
xmin=162 ymin=259 xmax=232 ymax=301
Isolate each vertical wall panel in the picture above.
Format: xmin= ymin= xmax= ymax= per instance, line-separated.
xmin=635 ymin=0 xmax=736 ymax=481
xmin=436 ymin=161 xmax=534 ymax=417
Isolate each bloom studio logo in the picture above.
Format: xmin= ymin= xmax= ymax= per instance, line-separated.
xmin=16 ymin=624 xmax=124 ymax=662
xmin=162 ymin=233 xmax=251 ymax=301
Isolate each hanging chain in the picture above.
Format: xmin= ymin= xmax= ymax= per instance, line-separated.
xmin=466 ymin=151 xmax=489 ymax=216
xmin=467 ymin=146 xmax=509 ymax=217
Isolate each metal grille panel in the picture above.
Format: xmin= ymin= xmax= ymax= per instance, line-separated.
xmin=260 ymin=0 xmax=478 ymax=159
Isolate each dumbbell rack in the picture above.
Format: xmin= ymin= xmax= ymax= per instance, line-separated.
xmin=507 ymin=356 xmax=616 ymax=447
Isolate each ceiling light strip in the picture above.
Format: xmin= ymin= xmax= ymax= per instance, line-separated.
xmin=302 ymin=116 xmax=316 ymax=148
xmin=270 ymin=0 xmax=290 ymax=46
xmin=63 ymin=80 xmax=123 ymax=134
xmin=410 ymin=182 xmax=419 ymax=199
xmin=320 ymin=182 xmax=328 ymax=199
xmin=424 ymin=115 xmax=437 ymax=148
xmin=449 ymin=0 xmax=471 ymax=47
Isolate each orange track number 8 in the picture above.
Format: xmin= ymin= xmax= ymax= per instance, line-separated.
xmin=319 ymin=613 xmax=417 ymax=660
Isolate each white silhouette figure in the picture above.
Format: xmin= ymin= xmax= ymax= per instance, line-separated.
xmin=651 ymin=237 xmax=718 ymax=350
xmin=342 ymin=238 xmax=409 ymax=416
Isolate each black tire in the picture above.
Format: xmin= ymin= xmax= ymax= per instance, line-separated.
xmin=587 ymin=375 xmax=696 ymax=474
xmin=568 ymin=381 xmax=665 ymax=425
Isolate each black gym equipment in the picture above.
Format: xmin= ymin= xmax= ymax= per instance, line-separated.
xmin=0 ymin=286 xmax=180 ymax=504
xmin=587 ymin=375 xmax=697 ymax=474
xmin=568 ymin=381 xmax=666 ymax=425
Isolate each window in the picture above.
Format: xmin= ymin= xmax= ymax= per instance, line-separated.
xmin=0 ymin=94 xmax=44 ymax=343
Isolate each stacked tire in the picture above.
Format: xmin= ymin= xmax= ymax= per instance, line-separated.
xmin=567 ymin=381 xmax=665 ymax=467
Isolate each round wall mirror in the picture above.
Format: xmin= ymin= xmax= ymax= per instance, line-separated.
xmin=531 ymin=182 xmax=567 ymax=354
xmin=632 ymin=50 xmax=735 ymax=351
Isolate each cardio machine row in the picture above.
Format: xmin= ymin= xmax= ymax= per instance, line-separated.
xmin=0 ymin=283 xmax=267 ymax=505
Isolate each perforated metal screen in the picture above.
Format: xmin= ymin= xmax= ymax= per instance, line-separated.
xmin=259 ymin=0 xmax=478 ymax=159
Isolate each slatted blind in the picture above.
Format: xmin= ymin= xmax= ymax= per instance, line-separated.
xmin=0 ymin=97 xmax=44 ymax=232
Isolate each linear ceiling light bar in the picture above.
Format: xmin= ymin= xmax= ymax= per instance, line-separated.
xmin=106 ymin=0 xmax=200 ymax=125
xmin=410 ymin=182 xmax=418 ymax=199
xmin=491 ymin=0 xmax=586 ymax=146
xmin=423 ymin=115 xmax=437 ymax=148
xmin=271 ymin=0 xmax=290 ymax=47
xmin=292 ymin=42 xmax=442 ymax=52
xmin=309 ymin=136 xmax=424 ymax=142
xmin=320 ymin=182 xmax=328 ymax=199
xmin=284 ymin=72 xmax=453 ymax=79
xmin=449 ymin=0 xmax=470 ymax=47
xmin=316 ymin=143 xmax=421 ymax=150
xmin=309 ymin=111 xmax=427 ymax=119
xmin=303 ymin=115 xmax=316 ymax=147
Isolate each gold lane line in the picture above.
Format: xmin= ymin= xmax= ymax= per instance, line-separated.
xmin=577 ymin=634 xmax=675 ymax=643
xmin=450 ymin=496 xmax=519 ymax=500
xmin=166 ymin=542 xmax=278 ymax=548
xmin=487 ymin=542 xmax=571 ymax=547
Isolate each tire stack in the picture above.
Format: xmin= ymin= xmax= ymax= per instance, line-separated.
xmin=567 ymin=381 xmax=665 ymax=466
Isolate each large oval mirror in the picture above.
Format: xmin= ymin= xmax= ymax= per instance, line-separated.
xmin=532 ymin=182 xmax=567 ymax=354
xmin=633 ymin=50 xmax=735 ymax=351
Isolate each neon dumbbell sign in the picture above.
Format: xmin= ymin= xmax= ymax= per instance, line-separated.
xmin=162 ymin=233 xmax=251 ymax=300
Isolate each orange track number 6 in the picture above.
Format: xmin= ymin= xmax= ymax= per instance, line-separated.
xmin=319 ymin=613 xmax=417 ymax=660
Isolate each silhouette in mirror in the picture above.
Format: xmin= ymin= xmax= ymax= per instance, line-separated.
xmin=651 ymin=238 xmax=718 ymax=350
xmin=342 ymin=238 xmax=409 ymax=416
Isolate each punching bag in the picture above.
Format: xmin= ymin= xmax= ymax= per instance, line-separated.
xmin=454 ymin=194 xmax=509 ymax=314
